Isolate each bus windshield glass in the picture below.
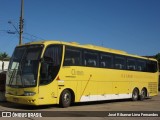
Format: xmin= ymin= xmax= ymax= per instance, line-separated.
xmin=6 ymin=45 xmax=43 ymax=88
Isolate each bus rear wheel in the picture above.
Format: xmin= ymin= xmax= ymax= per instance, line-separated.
xmin=139 ymin=88 xmax=147 ymax=101
xmin=59 ymin=89 xmax=71 ymax=108
xmin=132 ymin=88 xmax=139 ymax=101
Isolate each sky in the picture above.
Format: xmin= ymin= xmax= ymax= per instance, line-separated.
xmin=0 ymin=0 xmax=160 ymax=56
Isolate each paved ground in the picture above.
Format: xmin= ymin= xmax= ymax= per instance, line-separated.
xmin=0 ymin=92 xmax=160 ymax=120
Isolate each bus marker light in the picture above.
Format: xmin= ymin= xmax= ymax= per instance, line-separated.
xmin=56 ymin=76 xmax=60 ymax=80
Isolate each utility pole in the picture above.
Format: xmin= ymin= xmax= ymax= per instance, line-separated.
xmin=19 ymin=0 xmax=24 ymax=45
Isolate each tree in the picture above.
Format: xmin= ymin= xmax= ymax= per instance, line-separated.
xmin=0 ymin=52 xmax=8 ymax=59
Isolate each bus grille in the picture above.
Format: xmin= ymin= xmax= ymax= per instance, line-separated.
xmin=148 ymin=82 xmax=158 ymax=94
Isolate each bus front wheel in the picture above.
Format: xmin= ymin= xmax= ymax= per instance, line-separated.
xmin=59 ymin=89 xmax=71 ymax=108
xmin=132 ymin=88 xmax=139 ymax=101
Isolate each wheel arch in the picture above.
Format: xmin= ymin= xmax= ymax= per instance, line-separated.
xmin=66 ymin=88 xmax=75 ymax=104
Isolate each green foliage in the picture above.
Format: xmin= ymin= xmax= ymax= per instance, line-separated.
xmin=0 ymin=52 xmax=10 ymax=61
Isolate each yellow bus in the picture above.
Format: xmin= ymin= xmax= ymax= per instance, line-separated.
xmin=5 ymin=40 xmax=159 ymax=107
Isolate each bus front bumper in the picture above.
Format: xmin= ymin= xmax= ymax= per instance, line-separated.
xmin=5 ymin=94 xmax=39 ymax=105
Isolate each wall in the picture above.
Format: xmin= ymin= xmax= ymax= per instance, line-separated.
xmin=0 ymin=61 xmax=9 ymax=72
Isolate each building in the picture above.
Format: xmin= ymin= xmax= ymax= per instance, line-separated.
xmin=0 ymin=60 xmax=9 ymax=73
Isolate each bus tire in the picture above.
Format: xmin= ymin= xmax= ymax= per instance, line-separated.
xmin=59 ymin=89 xmax=71 ymax=108
xmin=139 ymin=88 xmax=147 ymax=101
xmin=132 ymin=88 xmax=139 ymax=101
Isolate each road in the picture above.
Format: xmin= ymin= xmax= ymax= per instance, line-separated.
xmin=0 ymin=92 xmax=160 ymax=120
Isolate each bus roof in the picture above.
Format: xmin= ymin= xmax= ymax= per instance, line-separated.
xmin=21 ymin=40 xmax=157 ymax=61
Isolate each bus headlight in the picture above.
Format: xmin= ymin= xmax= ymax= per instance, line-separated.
xmin=24 ymin=91 xmax=36 ymax=96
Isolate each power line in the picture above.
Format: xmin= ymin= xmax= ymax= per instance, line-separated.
xmin=8 ymin=21 xmax=19 ymax=34
xmin=0 ymin=30 xmax=8 ymax=32
xmin=0 ymin=29 xmax=44 ymax=41
xmin=0 ymin=30 xmax=16 ymax=34
xmin=23 ymin=33 xmax=44 ymax=40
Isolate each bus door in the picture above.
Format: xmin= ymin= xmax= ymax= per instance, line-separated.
xmin=38 ymin=45 xmax=62 ymax=104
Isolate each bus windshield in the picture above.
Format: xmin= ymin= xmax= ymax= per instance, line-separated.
xmin=6 ymin=45 xmax=43 ymax=88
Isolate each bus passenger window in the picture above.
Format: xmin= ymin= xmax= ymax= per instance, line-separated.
xmin=136 ymin=60 xmax=146 ymax=72
xmin=127 ymin=58 xmax=136 ymax=70
xmin=114 ymin=56 xmax=126 ymax=70
xmin=100 ymin=54 xmax=113 ymax=68
xmin=147 ymin=61 xmax=157 ymax=72
xmin=84 ymin=52 xmax=98 ymax=67
xmin=63 ymin=47 xmax=82 ymax=66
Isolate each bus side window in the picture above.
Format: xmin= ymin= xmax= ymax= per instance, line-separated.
xmin=136 ymin=60 xmax=146 ymax=72
xmin=114 ymin=56 xmax=126 ymax=70
xmin=127 ymin=58 xmax=136 ymax=70
xmin=84 ymin=52 xmax=98 ymax=67
xmin=100 ymin=54 xmax=113 ymax=68
xmin=63 ymin=47 xmax=82 ymax=66
xmin=147 ymin=61 xmax=157 ymax=72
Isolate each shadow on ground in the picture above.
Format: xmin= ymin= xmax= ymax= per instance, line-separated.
xmin=0 ymin=98 xmax=132 ymax=110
